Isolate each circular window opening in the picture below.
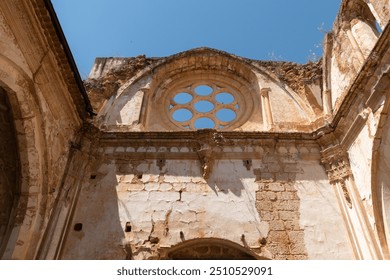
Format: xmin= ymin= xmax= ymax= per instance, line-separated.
xmin=174 ymin=92 xmax=193 ymax=104
xmin=167 ymin=82 xmax=243 ymax=130
xmin=194 ymin=100 xmax=214 ymax=113
xmin=173 ymin=108 xmax=193 ymax=122
xmin=194 ymin=85 xmax=213 ymax=96
xmin=194 ymin=117 xmax=215 ymax=129
xmin=215 ymin=92 xmax=234 ymax=104
xmin=216 ymin=109 xmax=236 ymax=122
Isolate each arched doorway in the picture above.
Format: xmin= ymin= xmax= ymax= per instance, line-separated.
xmin=0 ymin=57 xmax=48 ymax=259
xmin=161 ymin=238 xmax=262 ymax=260
xmin=0 ymin=88 xmax=20 ymax=254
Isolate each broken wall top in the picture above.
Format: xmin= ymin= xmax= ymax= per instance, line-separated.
xmin=85 ymin=48 xmax=324 ymax=133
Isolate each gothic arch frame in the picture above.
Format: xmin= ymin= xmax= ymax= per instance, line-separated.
xmin=0 ymin=55 xmax=49 ymax=259
xmin=371 ymin=91 xmax=390 ymax=259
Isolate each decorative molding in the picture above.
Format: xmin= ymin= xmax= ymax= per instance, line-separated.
xmin=321 ymin=147 xmax=353 ymax=183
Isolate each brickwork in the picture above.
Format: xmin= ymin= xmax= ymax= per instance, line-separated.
xmin=256 ymin=182 xmax=307 ymax=260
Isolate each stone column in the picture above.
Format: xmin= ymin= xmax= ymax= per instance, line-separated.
xmin=260 ymin=88 xmax=273 ymax=130
xmin=322 ymin=149 xmax=383 ymax=259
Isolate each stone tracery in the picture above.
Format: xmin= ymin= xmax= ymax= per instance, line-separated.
xmin=169 ymin=83 xmax=240 ymax=130
xmin=0 ymin=0 xmax=390 ymax=260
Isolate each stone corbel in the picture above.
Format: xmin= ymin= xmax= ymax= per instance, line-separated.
xmin=322 ymin=149 xmax=353 ymax=183
xmin=197 ymin=145 xmax=214 ymax=179
xmin=321 ymin=147 xmax=354 ymax=207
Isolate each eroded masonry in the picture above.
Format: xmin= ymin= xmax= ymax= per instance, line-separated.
xmin=0 ymin=0 xmax=390 ymax=259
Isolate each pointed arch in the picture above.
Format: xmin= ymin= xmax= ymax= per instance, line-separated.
xmin=0 ymin=54 xmax=49 ymax=259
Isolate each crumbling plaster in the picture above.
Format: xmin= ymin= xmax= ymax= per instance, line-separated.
xmin=59 ymin=135 xmax=352 ymax=260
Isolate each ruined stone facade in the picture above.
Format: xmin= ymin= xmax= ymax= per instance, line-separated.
xmin=0 ymin=0 xmax=390 ymax=259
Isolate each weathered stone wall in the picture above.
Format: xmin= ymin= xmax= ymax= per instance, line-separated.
xmin=0 ymin=1 xmax=86 ymax=259
xmin=366 ymin=0 xmax=390 ymax=29
xmin=328 ymin=0 xmax=385 ymax=113
xmin=58 ymin=137 xmax=352 ymax=260
xmin=88 ymin=49 xmax=323 ymax=133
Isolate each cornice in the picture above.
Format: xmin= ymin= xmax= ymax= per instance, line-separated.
xmin=98 ymin=128 xmax=317 ymax=143
xmin=34 ymin=0 xmax=94 ymax=117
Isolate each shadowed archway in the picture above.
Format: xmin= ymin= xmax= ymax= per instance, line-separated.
xmin=161 ymin=238 xmax=264 ymax=260
xmin=0 ymin=88 xmax=20 ymax=255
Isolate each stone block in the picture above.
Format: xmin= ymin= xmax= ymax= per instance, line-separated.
xmin=148 ymin=191 xmax=179 ymax=202
xmin=288 ymin=254 xmax=307 ymax=260
xmin=288 ymin=231 xmax=305 ymax=244
xmin=284 ymin=184 xmax=296 ymax=192
xmin=144 ymin=182 xmax=159 ymax=191
xmin=268 ymin=231 xmax=289 ymax=244
xmin=184 ymin=182 xmax=203 ymax=192
xmin=125 ymin=183 xmax=144 ymax=191
xmin=266 ymin=191 xmax=277 ymax=201
xmin=278 ymin=192 xmax=294 ymax=200
xmin=274 ymin=254 xmax=289 ymax=260
xmin=276 ymin=173 xmax=289 ymax=181
xmin=256 ymin=191 xmax=267 ymax=200
xmin=279 ymin=211 xmax=299 ymax=221
xmin=141 ymin=174 xmax=159 ymax=183
xmin=269 ymin=220 xmax=285 ymax=231
xmin=289 ymin=243 xmax=306 ymax=255
xmin=159 ymin=183 xmax=173 ymax=191
xmin=259 ymin=211 xmax=273 ymax=221
xmin=268 ymin=183 xmax=285 ymax=192
xmin=276 ymin=200 xmax=299 ymax=211
xmin=267 ymin=242 xmax=290 ymax=255
xmin=284 ymin=220 xmax=301 ymax=231
xmin=256 ymin=201 xmax=273 ymax=211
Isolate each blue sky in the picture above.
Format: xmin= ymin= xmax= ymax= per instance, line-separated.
xmin=52 ymin=0 xmax=341 ymax=79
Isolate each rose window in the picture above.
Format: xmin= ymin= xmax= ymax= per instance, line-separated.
xmin=168 ymin=83 xmax=240 ymax=130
